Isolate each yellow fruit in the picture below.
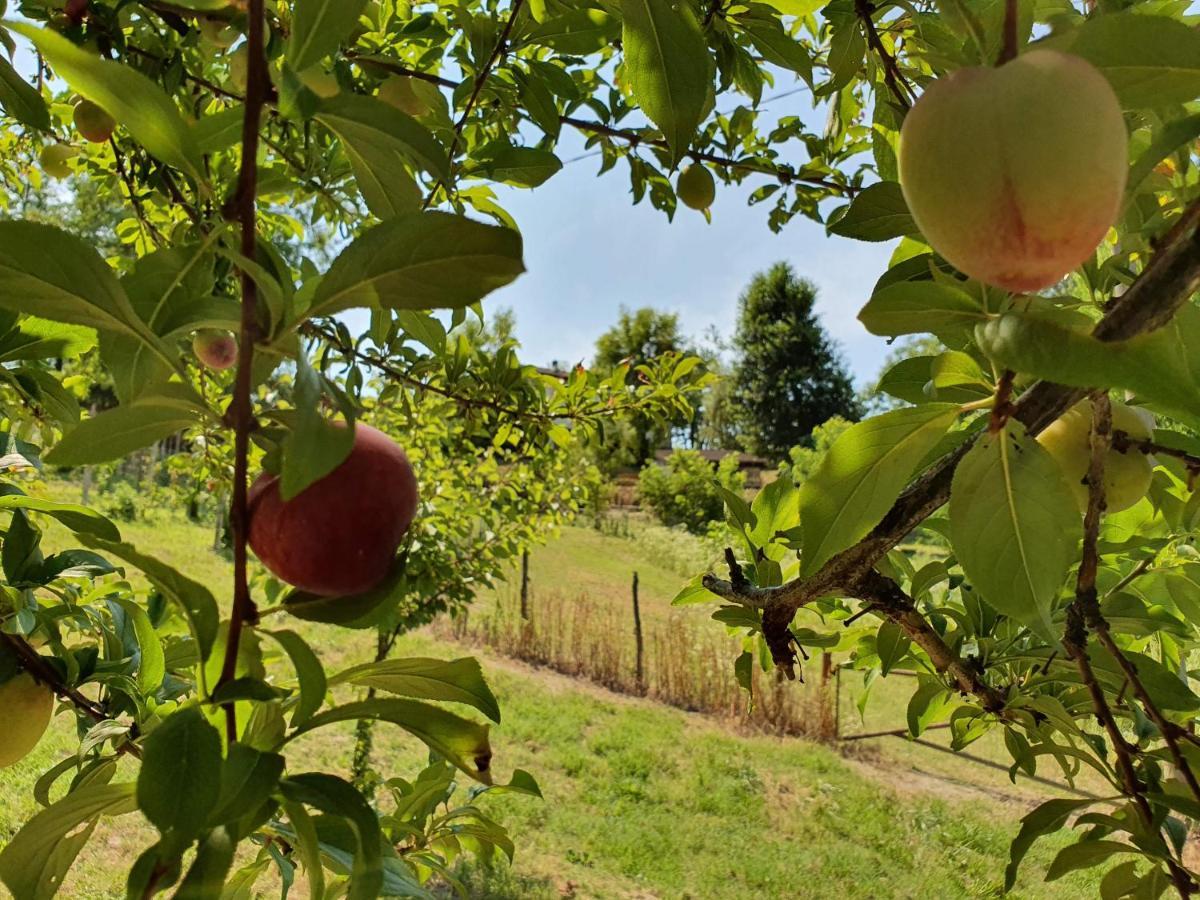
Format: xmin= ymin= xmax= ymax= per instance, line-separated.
xmin=677 ymin=164 xmax=715 ymax=211
xmin=40 ymin=144 xmax=78 ymax=179
xmin=378 ymin=76 xmax=429 ymax=117
xmin=899 ymin=50 xmax=1127 ymax=293
xmin=199 ymin=18 xmax=239 ymax=49
xmin=1038 ymin=401 xmax=1154 ymax=514
xmin=73 ymin=100 xmax=116 ymax=143
xmin=298 ymin=68 xmax=340 ymax=99
xmin=229 ymin=47 xmax=249 ymax=93
xmin=0 ymin=673 xmax=54 ymax=768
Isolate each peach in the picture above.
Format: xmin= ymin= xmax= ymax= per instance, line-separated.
xmin=1038 ymin=400 xmax=1154 ymax=514
xmin=192 ymin=330 xmax=238 ymax=371
xmin=0 ymin=672 xmax=53 ymax=767
xmin=248 ymin=424 xmax=418 ymax=597
xmin=73 ymin=100 xmax=115 ymax=143
xmin=899 ymin=50 xmax=1127 ymax=292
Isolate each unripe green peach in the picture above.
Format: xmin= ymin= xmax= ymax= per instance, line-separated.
xmin=40 ymin=144 xmax=78 ymax=179
xmin=193 ymin=330 xmax=238 ymax=371
xmin=298 ymin=68 xmax=340 ymax=99
xmin=378 ymin=75 xmax=429 ymax=117
xmin=0 ymin=673 xmax=54 ymax=767
xmin=229 ymin=46 xmax=249 ymax=93
xmin=73 ymin=100 xmax=115 ymax=143
xmin=677 ymin=164 xmax=715 ymax=211
xmin=899 ymin=50 xmax=1127 ymax=293
xmin=1038 ymin=400 xmax=1154 ymax=514
xmin=199 ymin=17 xmax=239 ymax=49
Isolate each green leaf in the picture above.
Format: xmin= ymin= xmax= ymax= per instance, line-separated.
xmin=620 ymin=0 xmax=714 ymax=167
xmin=10 ymin=24 xmax=201 ymax=177
xmin=528 ymin=10 xmax=619 ymax=53
xmin=949 ymin=423 xmax=1082 ymax=643
xmin=514 ymin=67 xmax=561 ymax=138
xmin=906 ymin=679 xmax=952 ymax=737
xmin=859 ymin=282 xmax=987 ymax=338
xmin=0 ymin=221 xmax=169 ymax=359
xmin=282 ymin=800 xmax=325 ymax=900
xmin=289 ymin=0 xmax=371 ymax=71
xmin=287 ymin=698 xmax=493 ymax=782
xmin=798 ymin=405 xmax=961 ymax=577
xmin=876 ymin=620 xmax=910 ymax=676
xmin=44 ymin=399 xmax=203 ymax=467
xmin=80 ymin=536 xmax=220 ymax=661
xmin=263 ymin=630 xmax=327 ymax=727
xmin=0 ymin=494 xmax=119 ymax=541
xmin=305 ymin=212 xmax=524 ymax=320
xmin=976 ymin=311 xmax=1200 ymax=425
xmin=875 ymin=355 xmax=935 ymax=405
xmin=739 ymin=17 xmax=813 ymax=88
xmin=1005 ymin=797 xmax=1095 ymax=889
xmin=113 ymin=597 xmax=165 ymax=695
xmin=174 ymin=827 xmax=235 ymax=898
xmin=748 ymin=477 xmax=799 ymax=546
xmin=0 ymin=317 xmax=97 ymax=363
xmin=208 ymin=743 xmax=286 ymax=829
xmin=316 ymin=93 xmax=449 ymax=182
xmin=1046 ymin=840 xmax=1138 ymax=882
xmin=280 ymin=354 xmax=354 ymax=500
xmin=334 ymin=657 xmax=501 ymax=723
xmin=0 ymin=55 xmax=49 ymax=131
xmin=0 ymin=782 xmax=138 ymax=900
xmin=466 ymin=143 xmax=563 ymax=188
xmin=1128 ymin=113 xmax=1200 ymax=193
xmin=191 ymin=105 xmax=245 ymax=155
xmin=1050 ymin=13 xmax=1200 ymax=109
xmin=278 ymin=774 xmax=381 ymax=900
xmin=825 ymin=13 xmax=866 ymax=93
xmin=137 ymin=707 xmax=223 ymax=840
xmin=828 ymin=182 xmax=919 ymax=242
xmin=281 ymin=556 xmax=408 ymax=628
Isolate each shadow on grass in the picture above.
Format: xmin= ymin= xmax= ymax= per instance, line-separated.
xmin=433 ymin=862 xmax=561 ymax=900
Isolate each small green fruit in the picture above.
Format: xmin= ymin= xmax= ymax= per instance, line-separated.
xmin=1038 ymin=400 xmax=1154 ymax=514
xmin=0 ymin=673 xmax=54 ymax=768
xmin=378 ymin=75 xmax=429 ymax=117
xmin=677 ymin=164 xmax=715 ymax=211
xmin=40 ymin=144 xmax=78 ymax=179
xmin=229 ymin=46 xmax=249 ymax=93
xmin=73 ymin=100 xmax=115 ymax=143
xmin=199 ymin=17 xmax=239 ymax=49
xmin=899 ymin=50 xmax=1127 ymax=292
xmin=193 ymin=330 xmax=239 ymax=371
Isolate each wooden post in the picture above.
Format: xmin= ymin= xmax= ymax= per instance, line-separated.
xmin=81 ymin=466 xmax=92 ymax=506
xmin=519 ymin=549 xmax=530 ymax=620
xmin=632 ymin=571 xmax=644 ymax=691
xmin=820 ymin=652 xmax=836 ymax=741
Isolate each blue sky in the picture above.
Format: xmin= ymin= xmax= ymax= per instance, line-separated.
xmin=485 ymin=148 xmax=895 ymax=388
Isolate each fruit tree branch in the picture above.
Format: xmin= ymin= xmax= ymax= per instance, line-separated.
xmin=423 ymin=0 xmax=526 ymax=207
xmin=1062 ymin=396 xmax=1196 ymax=898
xmin=703 ymin=197 xmax=1200 ymax=663
xmin=854 ymin=0 xmax=913 ymax=112
xmin=215 ymin=0 xmax=267 ymax=744
xmin=0 ymin=632 xmax=142 ymax=759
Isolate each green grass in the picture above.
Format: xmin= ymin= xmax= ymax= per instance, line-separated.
xmin=0 ymin=486 xmax=1107 ymax=898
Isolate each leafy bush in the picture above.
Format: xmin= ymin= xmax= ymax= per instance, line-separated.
xmin=637 ymin=450 xmax=744 ymax=534
xmin=782 ymin=416 xmax=853 ymax=485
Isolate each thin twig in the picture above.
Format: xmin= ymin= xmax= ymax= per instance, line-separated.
xmin=214 ymin=0 xmax=267 ymax=744
xmin=997 ymin=0 xmax=1018 ymax=65
xmin=987 ymin=369 xmax=1016 ymax=434
xmin=110 ymin=139 xmax=165 ymax=248
xmin=0 ymin=633 xmax=142 ymax=758
xmin=423 ymin=0 xmax=526 ymax=208
xmin=854 ymin=0 xmax=913 ymax=111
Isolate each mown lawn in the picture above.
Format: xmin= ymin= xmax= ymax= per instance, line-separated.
xmin=0 ymin=485 xmax=1107 ymax=898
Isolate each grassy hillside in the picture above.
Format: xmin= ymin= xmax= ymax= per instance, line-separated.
xmin=0 ymin=487 xmax=1105 ymax=898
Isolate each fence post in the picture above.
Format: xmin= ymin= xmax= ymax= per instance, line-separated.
xmin=819 ymin=651 xmax=836 ymax=741
xmin=632 ymin=571 xmax=644 ymax=692
xmin=519 ymin=549 xmax=530 ymax=620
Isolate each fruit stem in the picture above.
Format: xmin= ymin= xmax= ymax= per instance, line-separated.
xmin=997 ymin=0 xmax=1018 ymax=65
xmin=216 ymin=0 xmax=267 ymax=745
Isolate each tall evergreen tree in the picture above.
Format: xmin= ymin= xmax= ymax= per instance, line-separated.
xmin=732 ymin=263 xmax=861 ymax=461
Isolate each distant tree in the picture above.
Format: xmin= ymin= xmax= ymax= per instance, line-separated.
xmin=594 ymin=307 xmax=695 ymax=467
xmin=781 ymin=415 xmax=854 ymax=485
xmin=731 ymin=264 xmax=861 ymax=460
xmin=695 ymin=368 xmax=742 ymax=450
xmin=455 ymin=305 xmax=520 ymax=351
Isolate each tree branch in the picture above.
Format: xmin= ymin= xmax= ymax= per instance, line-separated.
xmin=1062 ymin=396 xmax=1195 ymax=898
xmin=704 ymin=197 xmax=1200 ymax=651
xmin=423 ymin=0 xmax=526 ymax=207
xmin=854 ymin=0 xmax=913 ymax=112
xmin=215 ymin=0 xmax=267 ymax=744
xmin=0 ymin=632 xmax=142 ymax=758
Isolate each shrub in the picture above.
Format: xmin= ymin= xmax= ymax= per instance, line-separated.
xmin=781 ymin=415 xmax=853 ymax=485
xmin=637 ymin=450 xmax=744 ymax=534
